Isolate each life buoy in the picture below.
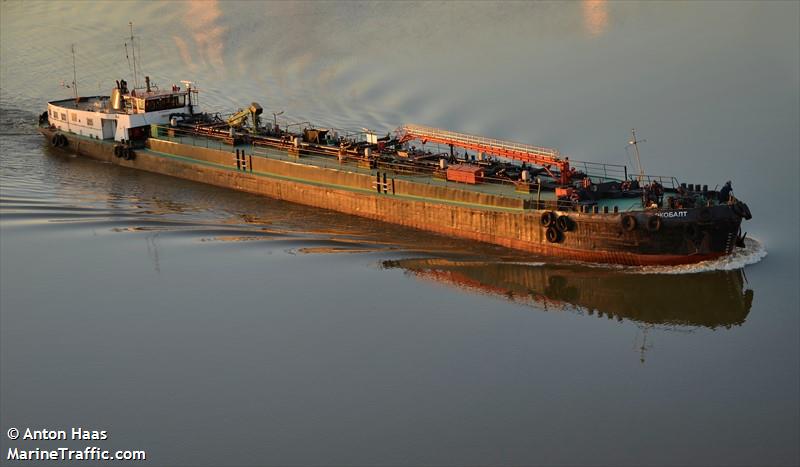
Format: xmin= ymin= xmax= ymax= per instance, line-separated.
xmin=540 ymin=211 xmax=555 ymax=228
xmin=698 ymin=207 xmax=712 ymax=222
xmin=646 ymin=215 xmax=662 ymax=232
xmin=556 ymin=215 xmax=572 ymax=232
xmin=546 ymin=226 xmax=560 ymax=243
xmin=622 ymin=214 xmax=637 ymax=232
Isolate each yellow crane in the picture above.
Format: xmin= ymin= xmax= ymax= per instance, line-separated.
xmin=227 ymin=102 xmax=263 ymax=133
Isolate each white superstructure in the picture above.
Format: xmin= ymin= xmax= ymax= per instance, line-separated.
xmin=47 ymin=78 xmax=193 ymax=142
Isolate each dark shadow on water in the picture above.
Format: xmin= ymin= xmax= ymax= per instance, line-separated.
xmin=382 ymin=258 xmax=754 ymax=329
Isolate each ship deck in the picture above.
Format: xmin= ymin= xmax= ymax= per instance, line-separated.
xmin=151 ymin=131 xmax=645 ymax=213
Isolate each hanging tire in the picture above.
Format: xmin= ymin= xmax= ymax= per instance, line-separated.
xmin=540 ymin=211 xmax=555 ymax=228
xmin=622 ymin=214 xmax=637 ymax=232
xmin=556 ymin=215 xmax=572 ymax=232
xmin=58 ymin=134 xmax=67 ymax=147
xmin=732 ymin=201 xmax=752 ymax=220
xmin=124 ymin=148 xmax=135 ymax=161
xmin=113 ymin=145 xmax=121 ymax=158
xmin=546 ymin=226 xmax=560 ymax=243
xmin=683 ymin=223 xmax=701 ymax=241
xmin=51 ymin=135 xmax=59 ymax=146
xmin=698 ymin=207 xmax=712 ymax=222
xmin=646 ymin=215 xmax=662 ymax=232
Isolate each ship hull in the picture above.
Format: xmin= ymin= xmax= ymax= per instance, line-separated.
xmin=38 ymin=128 xmax=742 ymax=266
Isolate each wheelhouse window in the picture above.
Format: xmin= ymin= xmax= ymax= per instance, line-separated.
xmin=87 ymin=118 xmax=94 ymax=127
xmin=144 ymin=94 xmax=186 ymax=112
xmin=61 ymin=113 xmax=66 ymax=121
xmin=71 ymin=113 xmax=77 ymax=122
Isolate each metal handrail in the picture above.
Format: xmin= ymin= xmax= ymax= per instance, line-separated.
xmin=399 ymin=123 xmax=560 ymax=159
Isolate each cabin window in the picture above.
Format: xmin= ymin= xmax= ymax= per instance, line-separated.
xmin=61 ymin=113 xmax=67 ymax=121
xmin=87 ymin=118 xmax=94 ymax=127
xmin=71 ymin=113 xmax=77 ymax=122
xmin=144 ymin=95 xmax=186 ymax=112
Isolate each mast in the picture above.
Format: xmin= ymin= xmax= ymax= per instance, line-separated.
xmin=129 ymin=22 xmax=138 ymax=90
xmin=71 ymin=44 xmax=78 ymax=102
xmin=628 ymin=128 xmax=646 ymax=182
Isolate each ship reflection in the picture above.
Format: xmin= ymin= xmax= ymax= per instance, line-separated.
xmin=382 ymin=259 xmax=753 ymax=329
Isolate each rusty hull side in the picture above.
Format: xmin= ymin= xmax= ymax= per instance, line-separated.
xmin=39 ymin=128 xmax=740 ymax=266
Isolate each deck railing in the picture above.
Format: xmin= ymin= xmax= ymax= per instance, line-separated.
xmin=149 ymin=124 xmax=683 ymax=209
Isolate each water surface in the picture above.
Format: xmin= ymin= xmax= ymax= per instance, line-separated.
xmin=1 ymin=1 xmax=798 ymax=465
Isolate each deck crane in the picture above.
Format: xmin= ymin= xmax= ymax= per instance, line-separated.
xmin=227 ymin=102 xmax=263 ymax=133
xmin=396 ymin=124 xmax=573 ymax=184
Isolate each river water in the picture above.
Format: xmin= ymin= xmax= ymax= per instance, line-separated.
xmin=1 ymin=1 xmax=798 ymax=465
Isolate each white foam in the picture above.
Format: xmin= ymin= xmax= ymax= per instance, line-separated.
xmin=630 ymin=237 xmax=767 ymax=275
xmin=569 ymin=237 xmax=767 ymax=274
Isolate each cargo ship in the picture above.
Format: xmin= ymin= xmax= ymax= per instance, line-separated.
xmin=37 ymin=70 xmax=752 ymax=266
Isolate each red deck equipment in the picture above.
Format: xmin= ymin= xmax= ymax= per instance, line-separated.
xmin=398 ymin=123 xmax=572 ymax=184
xmin=446 ymin=164 xmax=484 ymax=184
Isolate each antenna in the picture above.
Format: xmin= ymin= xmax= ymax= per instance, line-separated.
xmin=626 ymin=128 xmax=647 ymax=182
xmin=129 ymin=22 xmax=139 ymax=89
xmin=71 ymin=44 xmax=78 ymax=102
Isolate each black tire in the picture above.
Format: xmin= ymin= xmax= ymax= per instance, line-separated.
xmin=698 ymin=207 xmax=712 ymax=222
xmin=540 ymin=211 xmax=555 ymax=228
xmin=622 ymin=214 xmax=637 ymax=232
xmin=58 ymin=134 xmax=68 ymax=147
xmin=546 ymin=226 xmax=560 ymax=243
xmin=740 ymin=202 xmax=752 ymax=220
xmin=556 ymin=215 xmax=572 ymax=232
xmin=683 ymin=223 xmax=701 ymax=241
xmin=646 ymin=215 xmax=662 ymax=232
xmin=124 ymin=149 xmax=135 ymax=161
xmin=113 ymin=145 xmax=121 ymax=158
xmin=51 ymin=135 xmax=59 ymax=146
xmin=732 ymin=201 xmax=752 ymax=220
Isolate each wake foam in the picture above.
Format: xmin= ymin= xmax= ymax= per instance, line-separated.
xmin=631 ymin=237 xmax=767 ymax=275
